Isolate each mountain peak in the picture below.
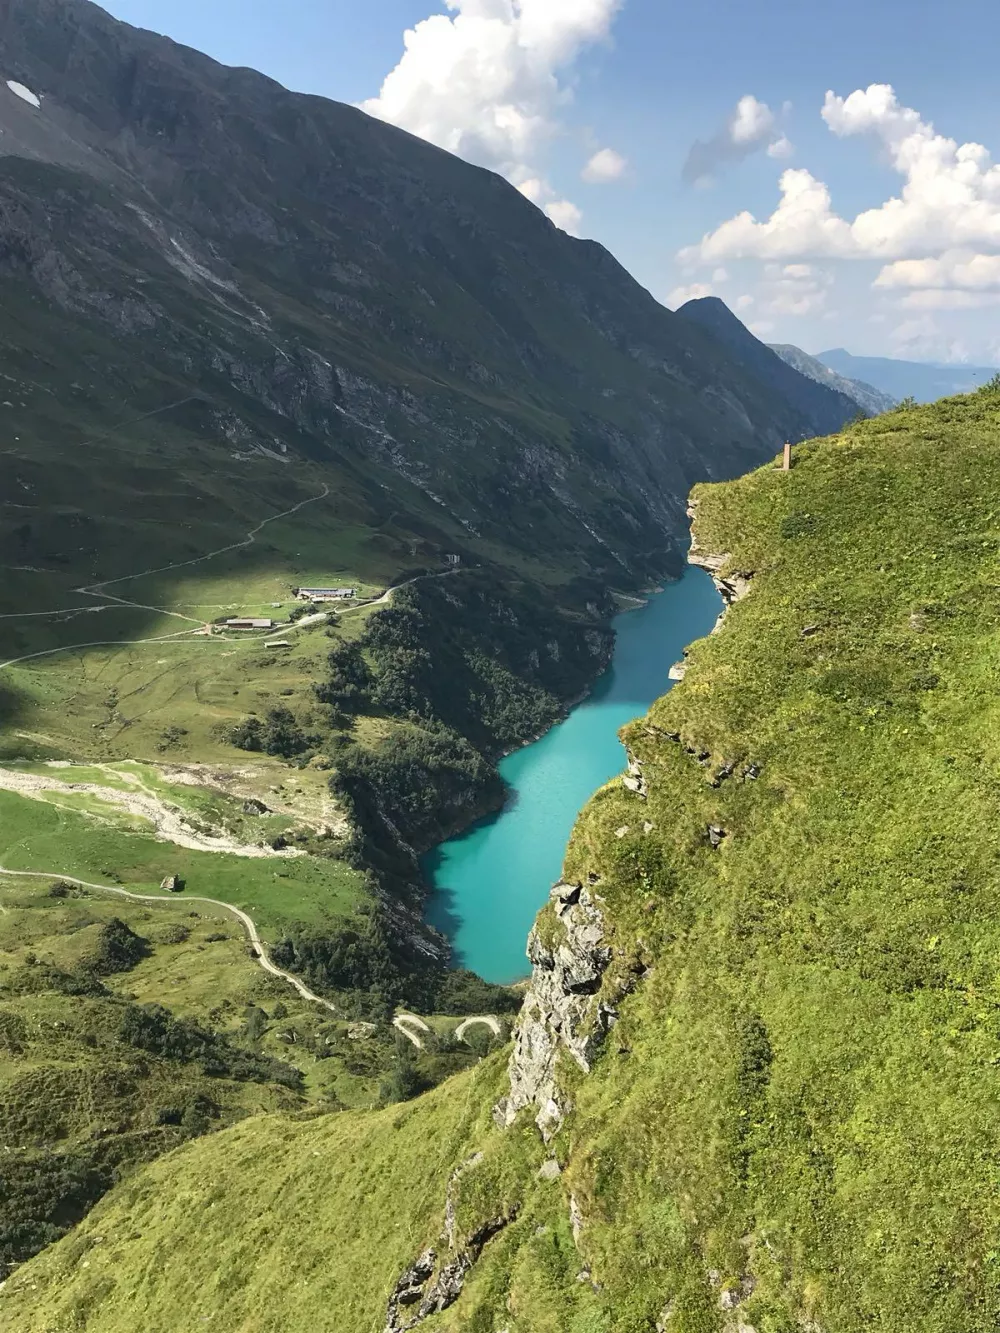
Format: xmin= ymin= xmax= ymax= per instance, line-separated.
xmin=676 ymin=299 xmax=861 ymax=436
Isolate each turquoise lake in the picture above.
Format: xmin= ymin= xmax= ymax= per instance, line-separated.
xmin=423 ymin=566 xmax=723 ymax=983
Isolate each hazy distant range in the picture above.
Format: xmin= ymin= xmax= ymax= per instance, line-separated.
xmin=816 ymin=349 xmax=998 ymax=405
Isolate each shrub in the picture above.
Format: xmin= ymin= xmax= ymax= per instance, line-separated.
xmin=89 ymin=919 xmax=149 ymax=975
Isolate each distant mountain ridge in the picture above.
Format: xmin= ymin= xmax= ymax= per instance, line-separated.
xmin=769 ymin=344 xmax=897 ymax=416
xmin=818 ymin=349 xmax=999 ymax=405
xmin=676 ymin=297 xmax=862 ymax=438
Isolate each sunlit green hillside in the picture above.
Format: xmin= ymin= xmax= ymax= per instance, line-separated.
xmin=11 ymin=388 xmax=1000 ymax=1331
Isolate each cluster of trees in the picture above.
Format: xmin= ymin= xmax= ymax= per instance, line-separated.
xmin=0 ymin=1151 xmax=114 ymax=1279
xmin=117 ymin=1002 xmax=303 ymax=1089
xmin=271 ymin=916 xmax=406 ymax=1019
xmin=272 ymin=916 xmax=522 ymax=1018
xmin=228 ymin=706 xmax=313 ymax=758
xmin=318 ymin=572 xmax=616 ymax=870
xmin=335 ymin=723 xmax=501 ymax=852
xmin=315 ymin=641 xmax=373 ymax=718
xmin=319 ymin=571 xmax=615 ymax=751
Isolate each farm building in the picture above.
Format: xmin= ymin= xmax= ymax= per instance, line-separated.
xmin=225 ymin=618 xmax=274 ymax=630
xmin=296 ymin=587 xmax=356 ymax=602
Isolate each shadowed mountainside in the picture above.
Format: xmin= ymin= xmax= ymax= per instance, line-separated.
xmin=0 ymin=0 xmax=858 ymax=593
xmin=677 ymin=295 xmax=863 ymax=439
xmin=769 ymin=341 xmax=897 ymax=416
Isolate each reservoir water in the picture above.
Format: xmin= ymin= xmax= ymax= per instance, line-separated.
xmin=423 ymin=566 xmax=723 ymax=983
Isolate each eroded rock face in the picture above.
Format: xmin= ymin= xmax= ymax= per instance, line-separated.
xmin=383 ymin=1216 xmax=516 ymax=1333
xmin=494 ymin=882 xmax=615 ymax=1139
xmin=686 ymin=502 xmax=754 ymax=618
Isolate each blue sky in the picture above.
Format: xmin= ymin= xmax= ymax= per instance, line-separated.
xmin=102 ymin=0 xmax=1000 ymax=364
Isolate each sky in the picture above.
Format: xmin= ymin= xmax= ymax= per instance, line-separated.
xmin=100 ymin=0 xmax=1000 ymax=365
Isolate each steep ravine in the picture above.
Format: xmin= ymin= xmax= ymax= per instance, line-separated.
xmin=377 ymin=533 xmax=750 ymax=1324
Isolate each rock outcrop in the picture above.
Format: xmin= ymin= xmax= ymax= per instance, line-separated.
xmin=494 ymin=882 xmax=616 ymax=1139
xmin=384 ymin=1214 xmax=516 ymax=1333
xmin=687 ymin=499 xmax=754 ymax=630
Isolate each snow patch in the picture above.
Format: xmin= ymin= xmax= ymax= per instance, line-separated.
xmin=6 ymin=80 xmax=40 ymax=109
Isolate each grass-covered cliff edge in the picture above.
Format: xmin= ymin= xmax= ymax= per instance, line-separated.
xmin=9 ymin=388 xmax=1000 ymax=1331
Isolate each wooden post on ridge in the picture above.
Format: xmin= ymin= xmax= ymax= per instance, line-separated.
xmin=781 ymin=440 xmax=792 ymax=472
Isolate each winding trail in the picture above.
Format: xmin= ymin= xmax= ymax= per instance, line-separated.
xmin=0 ymin=483 xmax=478 ymax=674
xmin=0 ymin=865 xmax=338 ymax=1014
xmin=455 ymin=1016 xmax=502 ymax=1040
xmin=0 ymin=868 xmax=504 ymax=1042
xmin=0 ymin=483 xmax=332 ymax=671
xmin=393 ymin=1012 xmax=431 ymax=1050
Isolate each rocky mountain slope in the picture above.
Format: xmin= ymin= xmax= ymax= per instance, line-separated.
xmin=677 ymin=296 xmax=863 ymax=438
xmin=819 ymin=347 xmax=998 ymax=404
xmin=11 ymin=386 xmax=1000 ymax=1331
xmin=769 ymin=341 xmax=896 ymax=415
xmin=0 ymin=0 xmax=837 ymax=597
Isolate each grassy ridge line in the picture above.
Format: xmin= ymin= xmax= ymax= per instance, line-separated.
xmin=11 ymin=390 xmax=1000 ymax=1331
xmin=554 ymin=388 xmax=1000 ymax=1331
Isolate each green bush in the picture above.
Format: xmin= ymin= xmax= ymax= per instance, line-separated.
xmin=89 ymin=919 xmax=149 ymax=975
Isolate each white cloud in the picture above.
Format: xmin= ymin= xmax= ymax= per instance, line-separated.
xmin=667 ymin=282 xmax=714 ymax=307
xmin=582 ymin=147 xmax=627 ymax=183
xmin=679 ymin=168 xmax=854 ymax=263
xmin=544 ymin=199 xmax=583 ymax=234
xmin=724 ymin=263 xmax=831 ymax=322
xmin=731 ymin=93 xmax=775 ymax=144
xmin=514 ymin=177 xmax=583 ymax=232
xmin=711 ymin=267 xmax=730 ymax=282
xmin=361 ymin=0 xmax=623 ymax=234
xmin=766 ymin=285 xmax=827 ymax=316
xmin=888 ymin=316 xmax=969 ymax=361
xmin=896 ymin=289 xmax=1000 ymax=310
xmin=875 ymin=250 xmax=1000 ymax=290
xmin=516 ymin=177 xmax=547 ymax=203
xmin=682 ymin=94 xmax=792 ymax=185
xmin=682 ymin=84 xmax=1000 ymax=265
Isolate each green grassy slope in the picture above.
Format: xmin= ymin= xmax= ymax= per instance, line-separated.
xmin=0 ymin=872 xmax=502 ymax=1280
xmin=11 ymin=388 xmax=1000 ymax=1331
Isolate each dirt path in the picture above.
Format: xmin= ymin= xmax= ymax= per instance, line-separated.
xmin=0 ymin=865 xmax=508 ymax=1042
xmin=393 ymin=1011 xmax=504 ymax=1050
xmin=0 ymin=766 xmax=300 ymax=858
xmin=0 ymin=484 xmax=332 ymax=672
xmin=0 ymin=865 xmax=338 ymax=1014
xmin=393 ymin=1013 xmax=431 ymax=1050
xmin=455 ymin=1016 xmax=501 ymax=1040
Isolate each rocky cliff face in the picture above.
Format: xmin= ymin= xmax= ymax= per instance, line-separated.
xmin=495 ymin=881 xmax=618 ymax=1140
